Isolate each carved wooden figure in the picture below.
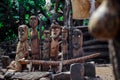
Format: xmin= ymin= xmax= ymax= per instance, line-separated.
xmin=42 ymin=30 xmax=50 ymax=71
xmin=61 ymin=27 xmax=68 ymax=60
xmin=29 ymin=15 xmax=40 ymax=70
xmin=72 ymin=29 xmax=84 ymax=58
xmin=50 ymin=20 xmax=61 ymax=73
xmin=50 ymin=20 xmax=61 ymax=61
xmin=7 ymin=25 xmax=30 ymax=72
xmin=42 ymin=30 xmax=50 ymax=60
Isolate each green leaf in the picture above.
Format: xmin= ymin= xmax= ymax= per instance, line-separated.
xmin=41 ymin=16 xmax=47 ymax=21
xmin=41 ymin=26 xmax=45 ymax=31
xmin=84 ymin=19 xmax=89 ymax=26
xmin=41 ymin=35 xmax=45 ymax=39
xmin=25 ymin=14 xmax=29 ymax=20
xmin=0 ymin=22 xmax=4 ymax=28
xmin=58 ymin=16 xmax=63 ymax=21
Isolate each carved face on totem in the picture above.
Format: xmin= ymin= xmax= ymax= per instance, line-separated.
xmin=18 ymin=25 xmax=28 ymax=42
xmin=44 ymin=30 xmax=50 ymax=41
xmin=29 ymin=16 xmax=38 ymax=29
xmin=50 ymin=25 xmax=61 ymax=39
xmin=62 ymin=27 xmax=68 ymax=41
xmin=72 ymin=29 xmax=83 ymax=49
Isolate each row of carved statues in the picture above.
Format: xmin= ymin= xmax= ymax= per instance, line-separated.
xmin=7 ymin=15 xmax=84 ymax=73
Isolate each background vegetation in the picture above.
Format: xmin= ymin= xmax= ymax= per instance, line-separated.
xmin=0 ymin=0 xmax=88 ymax=42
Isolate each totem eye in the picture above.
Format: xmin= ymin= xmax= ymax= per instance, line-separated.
xmin=78 ymin=35 xmax=81 ymax=37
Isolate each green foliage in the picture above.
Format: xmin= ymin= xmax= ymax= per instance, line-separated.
xmin=25 ymin=14 xmax=30 ymax=24
xmin=84 ymin=19 xmax=89 ymax=26
xmin=41 ymin=26 xmax=45 ymax=31
xmin=0 ymin=0 xmax=65 ymax=42
xmin=57 ymin=16 xmax=63 ymax=21
xmin=0 ymin=22 xmax=4 ymax=28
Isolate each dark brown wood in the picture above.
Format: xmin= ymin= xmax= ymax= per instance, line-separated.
xmin=50 ymin=20 xmax=61 ymax=73
xmin=61 ymin=27 xmax=68 ymax=60
xmin=29 ymin=15 xmax=40 ymax=70
xmin=19 ymin=53 xmax=100 ymax=66
xmin=72 ymin=29 xmax=84 ymax=58
xmin=70 ymin=63 xmax=84 ymax=80
xmin=42 ymin=30 xmax=50 ymax=71
xmin=50 ymin=20 xmax=61 ymax=60
xmin=42 ymin=30 xmax=50 ymax=60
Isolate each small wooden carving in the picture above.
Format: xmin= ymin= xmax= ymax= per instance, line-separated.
xmin=42 ymin=30 xmax=50 ymax=71
xmin=50 ymin=20 xmax=61 ymax=61
xmin=29 ymin=15 xmax=40 ymax=70
xmin=42 ymin=30 xmax=50 ymax=60
xmin=7 ymin=25 xmax=30 ymax=71
xmin=61 ymin=27 xmax=68 ymax=60
xmin=72 ymin=29 xmax=84 ymax=58
xmin=50 ymin=20 xmax=61 ymax=73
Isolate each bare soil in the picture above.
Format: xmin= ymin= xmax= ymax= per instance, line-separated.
xmin=96 ymin=64 xmax=115 ymax=80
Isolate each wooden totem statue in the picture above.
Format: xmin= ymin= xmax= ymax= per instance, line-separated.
xmin=50 ymin=20 xmax=61 ymax=61
xmin=42 ymin=30 xmax=50 ymax=60
xmin=29 ymin=15 xmax=40 ymax=70
xmin=42 ymin=30 xmax=50 ymax=71
xmin=61 ymin=27 xmax=68 ymax=60
xmin=72 ymin=29 xmax=84 ymax=58
xmin=7 ymin=25 xmax=30 ymax=72
xmin=50 ymin=20 xmax=61 ymax=73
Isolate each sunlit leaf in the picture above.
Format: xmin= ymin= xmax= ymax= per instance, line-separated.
xmin=42 ymin=26 xmax=45 ymax=31
xmin=0 ymin=22 xmax=4 ymax=28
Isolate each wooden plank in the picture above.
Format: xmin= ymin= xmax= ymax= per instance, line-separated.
xmin=12 ymin=72 xmax=50 ymax=80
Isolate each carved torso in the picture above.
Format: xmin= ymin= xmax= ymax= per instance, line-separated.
xmin=15 ymin=41 xmax=29 ymax=61
xmin=50 ymin=39 xmax=59 ymax=58
xmin=30 ymin=30 xmax=40 ymax=55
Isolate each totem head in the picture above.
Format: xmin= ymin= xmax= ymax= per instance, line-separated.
xmin=50 ymin=20 xmax=61 ymax=39
xmin=18 ymin=25 xmax=28 ymax=42
xmin=72 ymin=29 xmax=83 ymax=49
xmin=62 ymin=27 xmax=68 ymax=41
xmin=44 ymin=30 xmax=50 ymax=41
xmin=29 ymin=15 xmax=38 ymax=29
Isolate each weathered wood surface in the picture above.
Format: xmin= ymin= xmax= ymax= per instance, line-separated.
xmin=19 ymin=53 xmax=100 ymax=66
xmin=52 ymin=71 xmax=70 ymax=80
xmin=71 ymin=0 xmax=90 ymax=19
xmin=12 ymin=72 xmax=50 ymax=80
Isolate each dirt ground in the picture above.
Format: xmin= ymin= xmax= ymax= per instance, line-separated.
xmin=96 ymin=64 xmax=115 ymax=80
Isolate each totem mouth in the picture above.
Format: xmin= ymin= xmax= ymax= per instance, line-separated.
xmin=73 ymin=44 xmax=80 ymax=49
xmin=19 ymin=32 xmax=25 ymax=41
xmin=52 ymin=33 xmax=58 ymax=38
